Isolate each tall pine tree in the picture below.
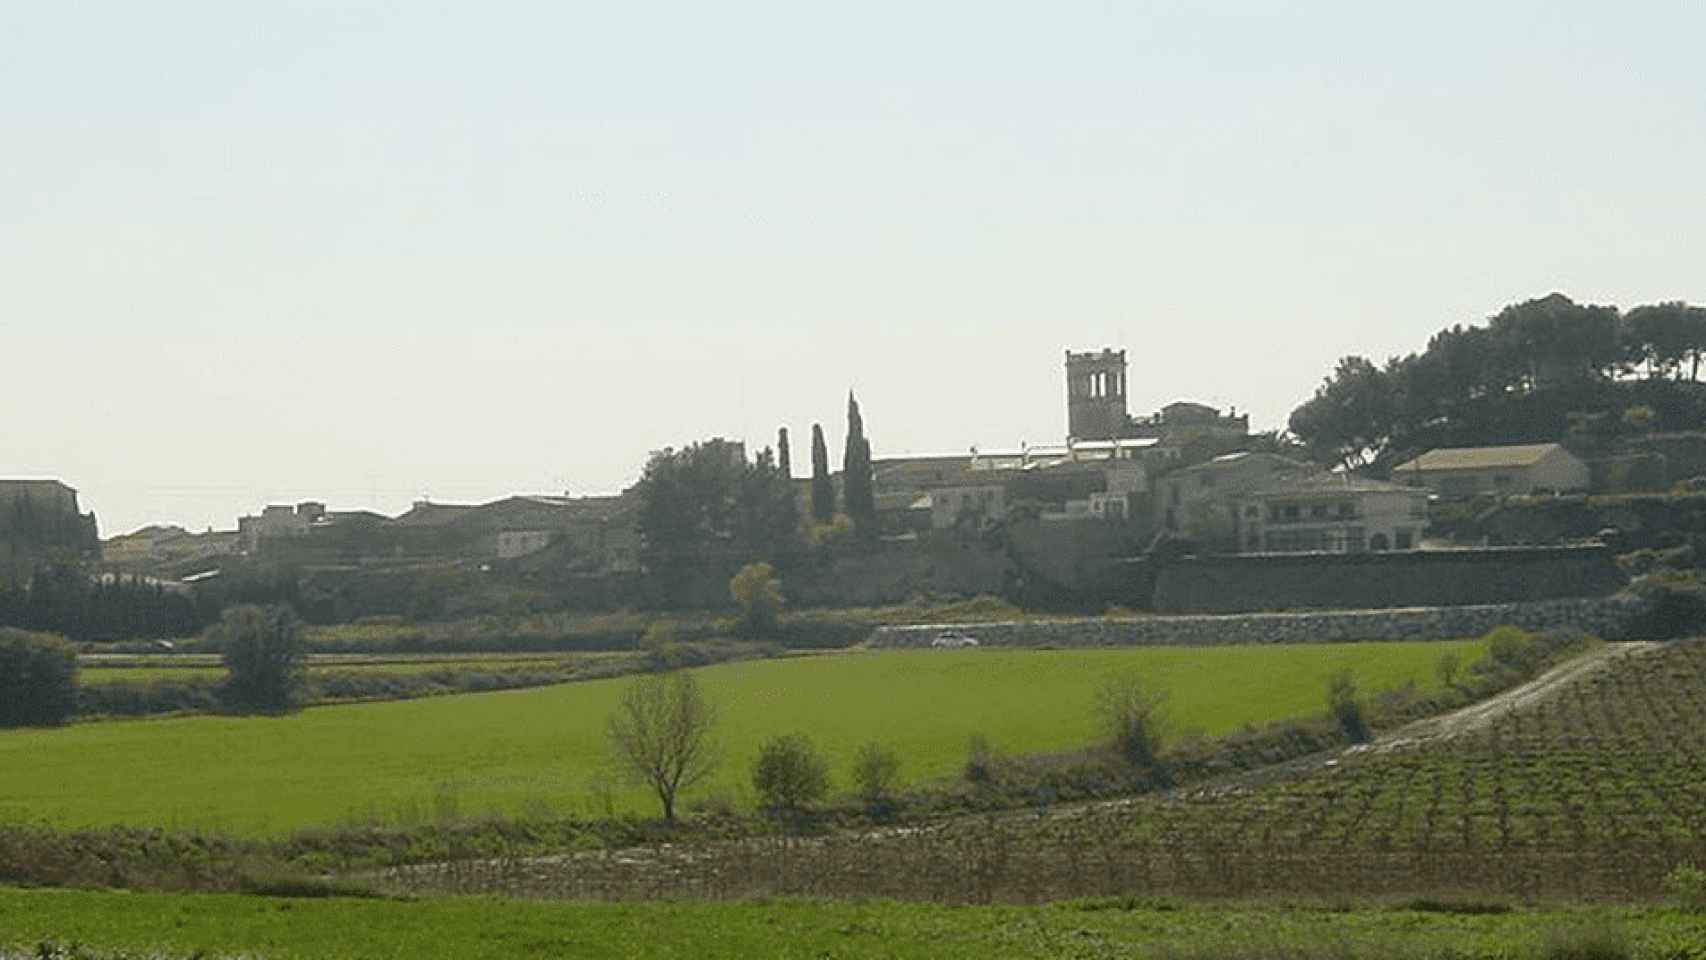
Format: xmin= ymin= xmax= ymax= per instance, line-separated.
xmin=809 ymin=424 xmax=834 ymax=524
xmin=777 ymin=427 xmax=792 ymax=479
xmin=842 ymin=392 xmax=876 ymax=536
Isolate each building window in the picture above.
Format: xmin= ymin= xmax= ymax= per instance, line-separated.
xmin=1337 ymin=502 xmax=1355 ymax=518
xmin=1395 ymin=529 xmax=1413 ymax=550
xmin=1310 ymin=503 xmax=1328 ymax=519
xmin=1283 ymin=505 xmax=1300 ymax=521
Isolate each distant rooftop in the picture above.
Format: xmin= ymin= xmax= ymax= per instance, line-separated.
xmin=1395 ymin=443 xmax=1566 ymax=472
xmin=1246 ymin=473 xmax=1421 ymax=498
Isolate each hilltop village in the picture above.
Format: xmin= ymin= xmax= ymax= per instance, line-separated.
xmin=9 ymin=322 xmax=1706 ymax=627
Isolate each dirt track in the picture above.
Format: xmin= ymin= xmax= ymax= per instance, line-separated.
xmin=1353 ymin=640 xmax=1659 ymax=756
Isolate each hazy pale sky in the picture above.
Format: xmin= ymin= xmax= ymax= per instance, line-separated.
xmin=6 ymin=2 xmax=1703 ymax=536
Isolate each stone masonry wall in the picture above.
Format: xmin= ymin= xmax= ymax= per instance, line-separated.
xmin=1151 ymin=545 xmax=1624 ymax=614
xmin=867 ymin=596 xmax=1642 ymax=649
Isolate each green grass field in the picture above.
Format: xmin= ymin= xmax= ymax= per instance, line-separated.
xmin=1 ymin=643 xmax=1479 ymax=835
xmin=3 ymin=889 xmax=1702 ymax=960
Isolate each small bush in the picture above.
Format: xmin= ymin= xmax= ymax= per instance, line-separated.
xmin=751 ymin=733 xmax=830 ymax=813
xmin=1093 ymin=672 xmax=1168 ymax=769
xmin=1665 ymin=861 xmax=1706 ymax=911
xmin=963 ymin=734 xmax=998 ymax=784
xmin=850 ymin=741 xmax=902 ymax=807
xmin=729 ymin=562 xmax=783 ymax=638
xmin=0 ymin=629 xmax=78 ymax=727
xmin=1483 ymin=625 xmax=1540 ymax=669
xmin=639 ymin=619 xmax=689 ymax=672
xmin=1326 ymin=669 xmax=1369 ymax=744
xmin=216 ymin=604 xmax=307 ymax=713
xmin=1434 ymin=651 xmax=1462 ymax=689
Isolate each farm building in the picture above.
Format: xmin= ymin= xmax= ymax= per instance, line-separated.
xmin=1392 ymin=443 xmax=1589 ymax=498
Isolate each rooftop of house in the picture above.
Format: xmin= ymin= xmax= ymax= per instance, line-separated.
xmin=1244 ymin=473 xmax=1425 ymax=499
xmin=391 ymin=501 xmax=483 ymax=526
xmin=1394 ymin=443 xmax=1568 ymax=472
xmin=1172 ymin=452 xmax=1312 ymax=476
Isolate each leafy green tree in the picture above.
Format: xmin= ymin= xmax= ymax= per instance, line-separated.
xmin=729 ymin=561 xmax=782 ymax=637
xmin=217 ymin=604 xmax=307 ymax=713
xmin=606 ymin=672 xmax=719 ymax=822
xmin=1625 ymin=302 xmax=1706 ymax=380
xmin=735 ymin=447 xmax=798 ymax=561
xmin=842 ymin=392 xmax=876 ymax=536
xmin=810 ymin=423 xmax=834 ymax=524
xmin=632 ymin=438 xmax=799 ymax=597
xmin=0 ymin=628 xmax=78 ymax=727
xmin=776 ymin=426 xmax=792 ymax=479
xmin=751 ymin=732 xmax=831 ymax=814
xmin=1287 ymin=356 xmax=1398 ymax=470
xmin=1487 ymin=293 xmax=1619 ymax=389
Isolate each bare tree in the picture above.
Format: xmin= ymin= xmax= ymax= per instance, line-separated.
xmin=605 ymin=673 xmax=719 ymax=822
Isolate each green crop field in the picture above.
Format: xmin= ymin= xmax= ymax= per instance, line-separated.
xmin=0 ymin=643 xmax=1479 ymax=835
xmin=3 ymin=889 xmax=1704 ymax=960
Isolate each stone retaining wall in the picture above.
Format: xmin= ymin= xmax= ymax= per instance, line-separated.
xmin=1151 ymin=545 xmax=1624 ymax=614
xmin=867 ymin=596 xmax=1642 ymax=649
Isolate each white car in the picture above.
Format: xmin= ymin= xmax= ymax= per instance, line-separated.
xmin=931 ymin=630 xmax=980 ymax=649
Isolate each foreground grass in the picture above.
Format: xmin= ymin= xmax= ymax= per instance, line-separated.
xmin=0 ymin=643 xmax=1479 ymax=834
xmin=3 ymin=889 xmax=1704 ymax=960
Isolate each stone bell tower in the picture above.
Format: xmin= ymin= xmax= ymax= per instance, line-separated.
xmin=1065 ymin=348 xmax=1129 ymax=441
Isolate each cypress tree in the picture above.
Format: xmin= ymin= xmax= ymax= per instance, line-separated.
xmin=777 ymin=427 xmax=792 ymax=479
xmin=843 ymin=391 xmax=876 ymax=536
xmin=810 ymin=424 xmax=834 ymax=524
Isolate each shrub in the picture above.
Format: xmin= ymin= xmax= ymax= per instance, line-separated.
xmin=729 ymin=562 xmax=783 ymax=638
xmin=1434 ymin=651 xmax=1462 ymax=689
xmin=216 ymin=604 xmax=307 ymax=713
xmin=1483 ymin=625 xmax=1540 ymax=669
xmin=807 ymin=513 xmax=854 ymax=547
xmin=850 ymin=741 xmax=902 ymax=807
xmin=1092 ymin=672 xmax=1168 ymax=769
xmin=0 ymin=629 xmax=78 ymax=727
xmin=1665 ymin=861 xmax=1706 ymax=911
xmin=751 ymin=733 xmax=831 ymax=814
xmin=1326 ymin=668 xmax=1369 ymax=743
xmin=640 ymin=619 xmax=686 ymax=671
xmin=963 ymin=734 xmax=998 ymax=784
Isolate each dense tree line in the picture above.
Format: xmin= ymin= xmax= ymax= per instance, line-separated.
xmin=0 ymin=563 xmax=202 ymax=642
xmin=1288 ymin=294 xmax=1706 ymax=471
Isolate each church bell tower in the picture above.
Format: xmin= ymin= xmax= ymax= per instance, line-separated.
xmin=1065 ymin=348 xmax=1128 ymax=441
